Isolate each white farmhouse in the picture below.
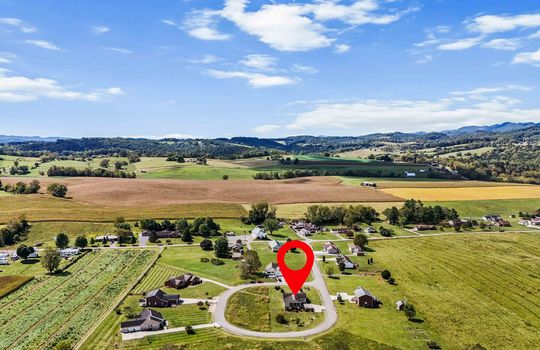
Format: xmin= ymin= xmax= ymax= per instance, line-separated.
xmin=251 ymin=226 xmax=267 ymax=239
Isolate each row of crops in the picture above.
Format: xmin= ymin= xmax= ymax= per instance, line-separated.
xmin=0 ymin=249 xmax=157 ymax=350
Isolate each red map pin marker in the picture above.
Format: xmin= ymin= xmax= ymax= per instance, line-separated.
xmin=277 ymin=240 xmax=314 ymax=296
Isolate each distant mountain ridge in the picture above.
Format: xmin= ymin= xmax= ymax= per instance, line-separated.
xmin=441 ymin=122 xmax=540 ymax=136
xmin=0 ymin=135 xmax=60 ymax=143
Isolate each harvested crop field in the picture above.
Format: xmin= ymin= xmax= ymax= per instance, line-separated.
xmin=381 ymin=185 xmax=540 ymax=201
xmin=0 ymin=276 xmax=33 ymax=298
xmin=1 ymin=176 xmax=401 ymax=207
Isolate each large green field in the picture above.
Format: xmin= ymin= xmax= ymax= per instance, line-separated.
xmin=0 ymin=249 xmax=157 ymax=350
xmin=370 ymin=233 xmax=540 ymax=349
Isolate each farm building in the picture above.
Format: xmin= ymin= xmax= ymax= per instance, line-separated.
xmin=165 ymin=273 xmax=202 ymax=289
xmin=361 ymin=182 xmax=377 ymax=187
xmin=349 ymin=244 xmax=364 ymax=256
xmin=0 ymin=253 xmax=9 ymax=265
xmin=60 ymin=247 xmax=80 ymax=257
xmin=141 ymin=230 xmax=180 ymax=239
xmin=352 ymin=287 xmax=380 ymax=308
xmin=483 ymin=214 xmax=502 ymax=222
xmin=140 ymin=289 xmax=180 ymax=307
xmin=120 ymin=309 xmax=166 ymax=333
xmin=330 ymin=227 xmax=351 ymax=235
xmin=405 ymin=172 xmax=416 ymax=177
xmin=336 ymin=255 xmax=357 ymax=269
xmin=283 ymin=292 xmax=307 ymax=310
xmin=396 ymin=300 xmax=406 ymax=311
xmin=232 ymin=252 xmax=242 ymax=260
xmin=412 ymin=225 xmax=436 ymax=231
xmin=264 ymin=262 xmax=282 ymax=278
xmin=251 ymin=226 xmax=267 ymax=239
xmin=269 ymin=240 xmax=282 ymax=252
xmin=322 ymin=242 xmax=340 ymax=254
xmin=495 ymin=220 xmax=511 ymax=227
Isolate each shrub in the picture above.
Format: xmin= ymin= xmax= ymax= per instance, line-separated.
xmin=210 ymin=258 xmax=224 ymax=265
xmin=426 ymin=340 xmax=441 ymax=349
xmin=275 ymin=314 xmax=287 ymax=324
xmin=387 ymin=277 xmax=396 ymax=285
xmin=381 ymin=270 xmax=391 ymax=280
xmin=200 ymin=257 xmax=209 ymax=263
xmin=199 ymin=239 xmax=213 ymax=251
xmin=185 ymin=325 xmax=195 ymax=335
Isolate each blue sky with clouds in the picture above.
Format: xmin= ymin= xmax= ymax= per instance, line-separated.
xmin=1 ymin=0 xmax=540 ymax=138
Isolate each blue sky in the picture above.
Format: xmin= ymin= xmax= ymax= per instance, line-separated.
xmin=1 ymin=0 xmax=540 ymax=138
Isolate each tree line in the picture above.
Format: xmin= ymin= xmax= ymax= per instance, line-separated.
xmin=382 ymin=199 xmax=459 ymax=226
xmin=0 ymin=216 xmax=30 ymax=247
xmin=47 ymin=165 xmax=136 ymax=178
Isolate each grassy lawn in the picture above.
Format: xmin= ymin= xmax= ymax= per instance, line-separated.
xmin=225 ymin=286 xmax=324 ymax=332
xmin=0 ymin=257 xmax=70 ymax=276
xmin=324 ymin=274 xmax=436 ymax=349
xmin=158 ymin=246 xmax=243 ymax=285
xmin=370 ymin=233 xmax=540 ymax=349
xmin=132 ymin=262 xmax=226 ymax=298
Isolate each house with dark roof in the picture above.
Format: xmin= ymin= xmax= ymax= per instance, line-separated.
xmin=165 ymin=273 xmax=202 ymax=289
xmin=283 ymin=292 xmax=307 ymax=310
xmin=120 ymin=309 xmax=166 ymax=333
xmin=352 ymin=287 xmax=380 ymax=308
xmin=141 ymin=230 xmax=180 ymax=238
xmin=140 ymin=289 xmax=180 ymax=307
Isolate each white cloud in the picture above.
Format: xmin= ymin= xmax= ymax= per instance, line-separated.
xmin=0 ymin=69 xmax=124 ymax=102
xmin=438 ymin=37 xmax=483 ymax=51
xmin=334 ymin=43 xmax=351 ymax=53
xmin=91 ymin=26 xmax=110 ymax=34
xmin=162 ymin=19 xmax=178 ymax=26
xmin=183 ymin=9 xmax=232 ymax=41
xmin=285 ymin=94 xmax=540 ymax=134
xmin=252 ymin=124 xmax=282 ymax=134
xmin=25 ymin=40 xmax=62 ymax=51
xmin=482 ymin=38 xmax=522 ymax=51
xmin=0 ymin=17 xmax=36 ymax=33
xmin=206 ymin=69 xmax=297 ymax=88
xmin=240 ymin=54 xmax=277 ymax=70
xmin=512 ymin=47 xmax=540 ymax=66
xmin=222 ymin=0 xmax=332 ymax=51
xmin=188 ymin=54 xmax=221 ymax=64
xmin=467 ymin=13 xmax=540 ymax=34
xmin=529 ymin=30 xmax=540 ymax=40
xmin=102 ymin=47 xmax=133 ymax=54
xmin=182 ymin=1 xmax=413 ymax=52
xmin=291 ymin=63 xmax=318 ymax=74
xmin=450 ymin=85 xmax=533 ymax=96
xmin=416 ymin=54 xmax=433 ymax=64
xmin=0 ymin=52 xmax=16 ymax=64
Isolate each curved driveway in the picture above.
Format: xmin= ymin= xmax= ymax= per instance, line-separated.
xmin=213 ymin=238 xmax=337 ymax=338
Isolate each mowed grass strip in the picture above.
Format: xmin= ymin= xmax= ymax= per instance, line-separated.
xmin=0 ymin=275 xmax=33 ymax=298
xmin=381 ymin=185 xmax=540 ymax=201
xmin=370 ymin=233 xmax=540 ymax=350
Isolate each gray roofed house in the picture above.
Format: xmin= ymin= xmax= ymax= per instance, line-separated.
xmin=352 ymin=287 xmax=380 ymax=308
xmin=120 ymin=309 xmax=166 ymax=333
xmin=264 ymin=262 xmax=282 ymax=278
xmin=283 ymin=292 xmax=307 ymax=309
xmin=336 ymin=255 xmax=357 ymax=269
xmin=140 ymin=289 xmax=180 ymax=307
xmin=322 ymin=241 xmax=340 ymax=254
xmin=165 ymin=273 xmax=202 ymax=289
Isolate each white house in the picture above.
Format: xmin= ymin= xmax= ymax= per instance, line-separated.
xmin=264 ymin=262 xmax=282 ymax=278
xmin=322 ymin=242 xmax=340 ymax=255
xmin=0 ymin=253 xmax=9 ymax=265
xmin=349 ymin=244 xmax=364 ymax=256
xmin=268 ymin=240 xmax=282 ymax=252
xmin=60 ymin=247 xmax=81 ymax=258
xmin=405 ymin=172 xmax=416 ymax=177
xmin=251 ymin=226 xmax=267 ymax=239
xmin=95 ymin=235 xmax=119 ymax=242
xmin=336 ymin=255 xmax=357 ymax=269
xmin=364 ymin=227 xmax=376 ymax=234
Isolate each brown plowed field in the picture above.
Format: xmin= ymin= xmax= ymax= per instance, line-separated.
xmin=1 ymin=176 xmax=402 ymax=207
